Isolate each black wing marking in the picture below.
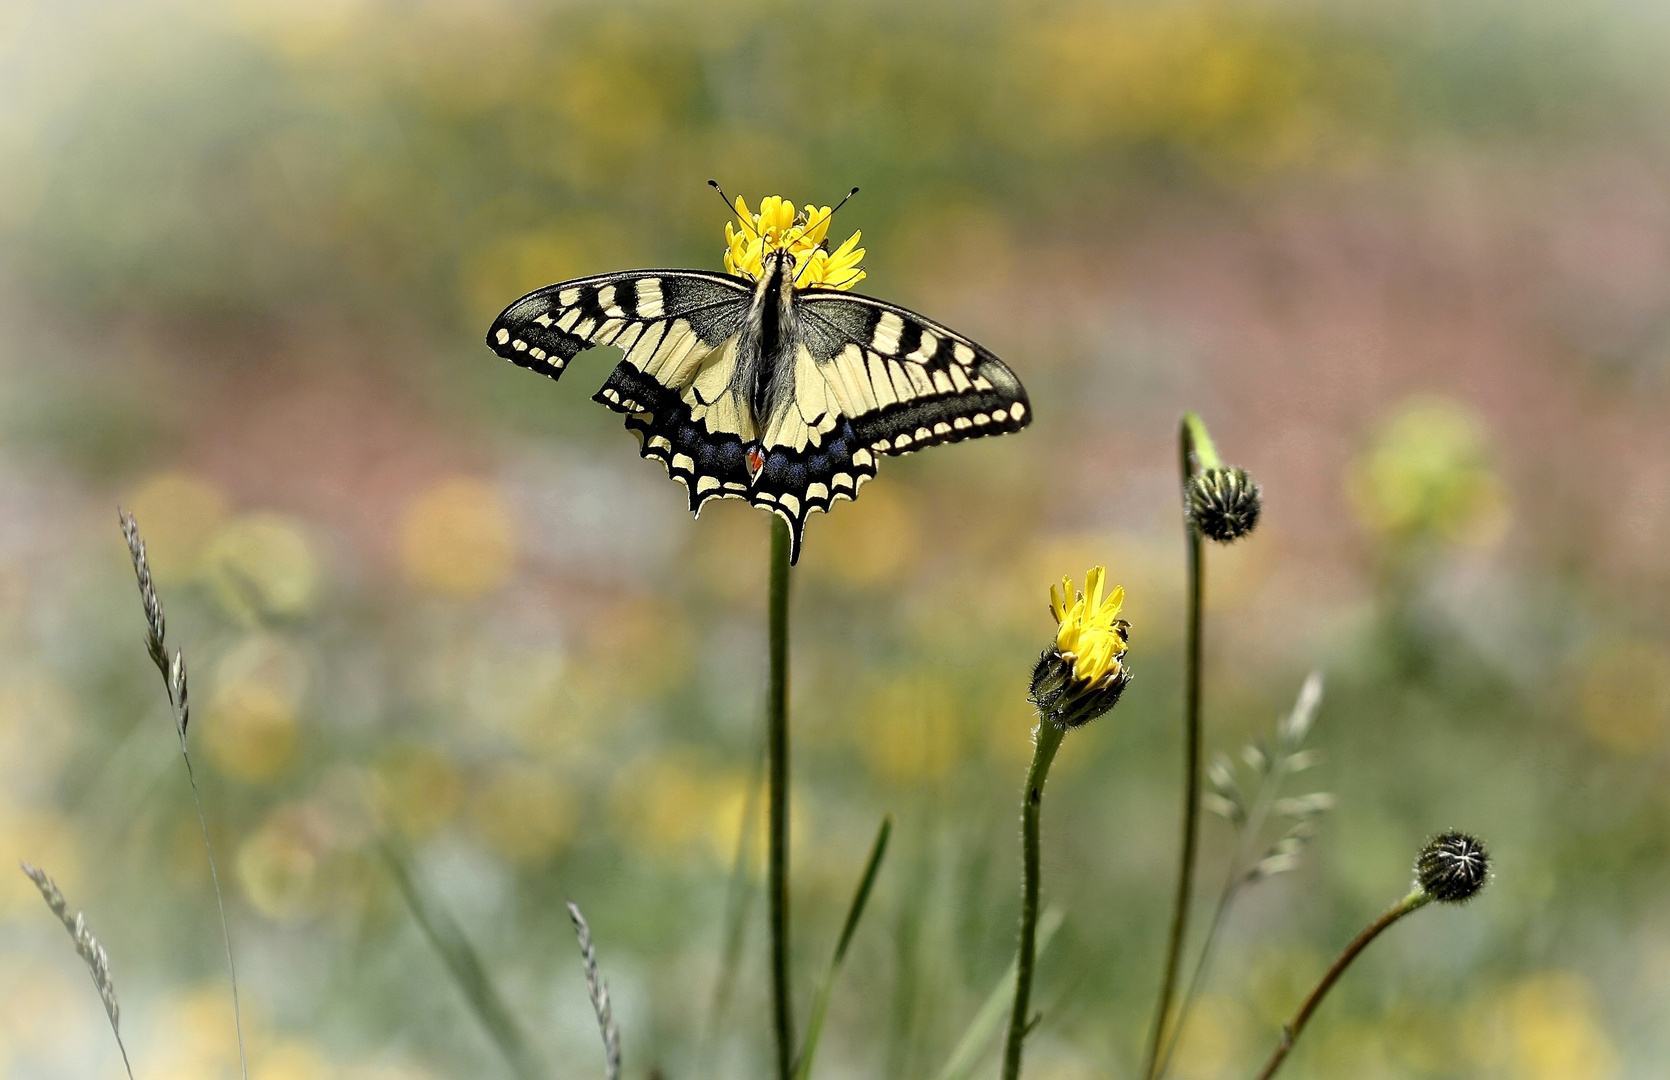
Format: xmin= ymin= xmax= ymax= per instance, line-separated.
xmin=793 ymin=288 xmax=1031 ymax=456
xmin=486 ymin=270 xmax=750 ymax=382
xmin=594 ymin=363 xmax=879 ymax=565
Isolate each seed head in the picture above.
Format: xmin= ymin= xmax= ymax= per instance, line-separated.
xmin=1188 ymin=467 xmax=1262 ymax=543
xmin=1416 ymin=831 xmax=1490 ymax=904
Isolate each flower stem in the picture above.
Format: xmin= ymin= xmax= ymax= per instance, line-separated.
xmin=768 ymin=514 xmax=795 ymax=1080
xmin=1252 ymin=889 xmax=1430 ymax=1080
xmin=1000 ymin=719 xmax=1067 ymax=1080
xmin=1141 ymin=413 xmax=1221 ymax=1080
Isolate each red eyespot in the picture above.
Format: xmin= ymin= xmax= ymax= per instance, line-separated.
xmin=746 ymin=445 xmax=766 ymax=479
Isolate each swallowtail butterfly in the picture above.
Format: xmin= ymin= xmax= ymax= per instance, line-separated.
xmin=485 ymin=194 xmax=1031 ymax=563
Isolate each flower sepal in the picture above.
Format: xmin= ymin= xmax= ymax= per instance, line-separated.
xmin=1029 ymin=647 xmax=1131 ymax=730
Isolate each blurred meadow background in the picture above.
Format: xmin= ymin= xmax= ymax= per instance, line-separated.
xmin=2 ymin=0 xmax=1669 ymax=1077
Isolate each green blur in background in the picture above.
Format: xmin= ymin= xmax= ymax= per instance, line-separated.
xmin=1 ymin=1 xmax=1667 ymax=1077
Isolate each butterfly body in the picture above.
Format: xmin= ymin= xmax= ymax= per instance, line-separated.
xmin=486 ymin=236 xmax=1030 ymax=562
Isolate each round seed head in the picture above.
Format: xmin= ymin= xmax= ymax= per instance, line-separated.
xmin=1416 ymin=831 xmax=1490 ymax=904
xmin=1188 ymin=467 xmax=1262 ymax=543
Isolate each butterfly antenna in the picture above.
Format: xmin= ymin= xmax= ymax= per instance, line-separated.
xmin=804 ymin=187 xmax=860 ymax=246
xmin=709 ymin=179 xmax=738 ymax=216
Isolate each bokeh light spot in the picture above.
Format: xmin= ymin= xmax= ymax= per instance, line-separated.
xmin=470 ymin=765 xmax=578 ymax=865
xmin=399 ymin=476 xmax=516 ymax=598
xmin=124 ymin=472 xmax=230 ymax=584
xmin=205 ymin=513 xmax=319 ymax=620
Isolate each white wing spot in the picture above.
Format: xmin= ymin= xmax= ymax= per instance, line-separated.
xmin=529 ymin=347 xmax=546 ymax=360
xmin=993 ymin=409 xmax=1007 ymax=422
xmin=778 ymin=493 xmax=800 ymax=516
xmin=953 ymin=343 xmax=976 ymax=366
xmin=648 ymin=435 xmax=672 ymax=452
xmin=894 ymin=434 xmax=913 ymax=449
xmin=833 ymin=473 xmax=854 ymax=490
xmin=672 ymin=454 xmax=695 ymax=473
xmin=914 ymin=427 xmax=931 ymax=441
xmin=973 ymin=413 xmax=990 ymax=425
xmin=933 ymin=422 xmax=951 ymax=435
xmin=954 ymin=416 xmax=972 ymax=430
xmin=559 ymin=288 xmax=582 ymax=307
xmin=697 ymin=475 xmax=720 ymax=494
xmin=852 ymin=448 xmax=874 ymax=467
xmin=637 ymin=279 xmax=664 ymax=318
xmin=512 ymin=339 xmax=527 ymax=351
xmin=1011 ymin=401 xmax=1027 ymax=420
xmin=534 ymin=313 xmax=553 ymax=327
xmin=556 ymin=308 xmax=582 ymax=332
xmin=972 ymin=375 xmax=994 ymax=392
xmin=872 ymin=311 xmax=905 ymax=355
xmin=908 ymin=330 xmax=939 ymax=363
xmin=495 ymin=329 xmax=510 ymax=344
xmin=807 ymin=482 xmax=829 ymax=502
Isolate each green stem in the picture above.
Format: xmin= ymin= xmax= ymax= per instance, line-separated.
xmin=1141 ymin=412 xmax=1218 ymax=1080
xmin=1000 ymin=720 xmax=1067 ymax=1080
xmin=1155 ymin=748 xmax=1293 ymax=1080
xmin=1252 ymin=890 xmax=1430 ymax=1080
xmin=769 ymin=515 xmax=795 ymax=1080
xmin=180 ymin=750 xmax=248 ymax=1080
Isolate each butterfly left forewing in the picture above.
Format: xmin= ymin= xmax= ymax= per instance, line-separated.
xmin=487 ymin=269 xmax=750 ymax=383
xmin=792 ymin=289 xmax=1031 ymax=457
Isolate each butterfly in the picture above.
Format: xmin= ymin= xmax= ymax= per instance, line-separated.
xmin=484 ymin=191 xmax=1031 ymax=564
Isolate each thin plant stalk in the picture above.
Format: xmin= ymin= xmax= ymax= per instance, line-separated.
xmin=1139 ymin=415 xmax=1220 ymax=1080
xmin=118 ymin=510 xmax=249 ymax=1080
xmin=1252 ymin=889 xmax=1430 ymax=1080
xmin=20 ymin=863 xmax=135 ymax=1080
xmin=792 ymin=814 xmax=892 ymax=1080
xmin=382 ymin=841 xmax=542 ymax=1080
xmin=999 ymin=719 xmax=1067 ymax=1080
xmin=768 ymin=514 xmax=795 ymax=1080
xmin=1156 ymin=753 xmax=1290 ymax=1078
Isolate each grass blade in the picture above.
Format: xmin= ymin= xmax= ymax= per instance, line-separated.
xmin=934 ymin=905 xmax=1065 ymax=1080
xmin=792 ymin=814 xmax=893 ymax=1080
xmin=695 ymin=734 xmax=766 ymax=1080
xmin=381 ymin=840 xmax=543 ymax=1080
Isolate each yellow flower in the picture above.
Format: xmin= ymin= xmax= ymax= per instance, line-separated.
xmin=1049 ymin=565 xmax=1130 ymax=685
xmin=723 ymin=194 xmax=866 ymax=290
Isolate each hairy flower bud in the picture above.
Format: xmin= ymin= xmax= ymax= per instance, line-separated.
xmin=1033 ymin=566 xmax=1132 ymax=729
xmin=1416 ymin=831 xmax=1490 ymax=904
xmin=1029 ymin=646 xmax=1130 ymax=729
xmin=1187 ymin=467 xmax=1262 ymax=543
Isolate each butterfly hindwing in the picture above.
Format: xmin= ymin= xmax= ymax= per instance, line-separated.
xmin=486 ymin=270 xmax=750 ymax=382
xmin=793 ymin=289 xmax=1031 ymax=456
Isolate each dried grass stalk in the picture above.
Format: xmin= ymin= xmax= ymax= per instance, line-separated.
xmin=21 ymin=862 xmax=134 ymax=1080
xmin=567 ymin=901 xmax=622 ymax=1080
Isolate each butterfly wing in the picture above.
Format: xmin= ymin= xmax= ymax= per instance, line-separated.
xmin=487 ymin=270 xmax=750 ymax=382
xmin=793 ymin=288 xmax=1031 ymax=455
xmin=725 ymin=289 xmax=1031 ymax=561
xmin=488 ymin=270 xmax=763 ymax=515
